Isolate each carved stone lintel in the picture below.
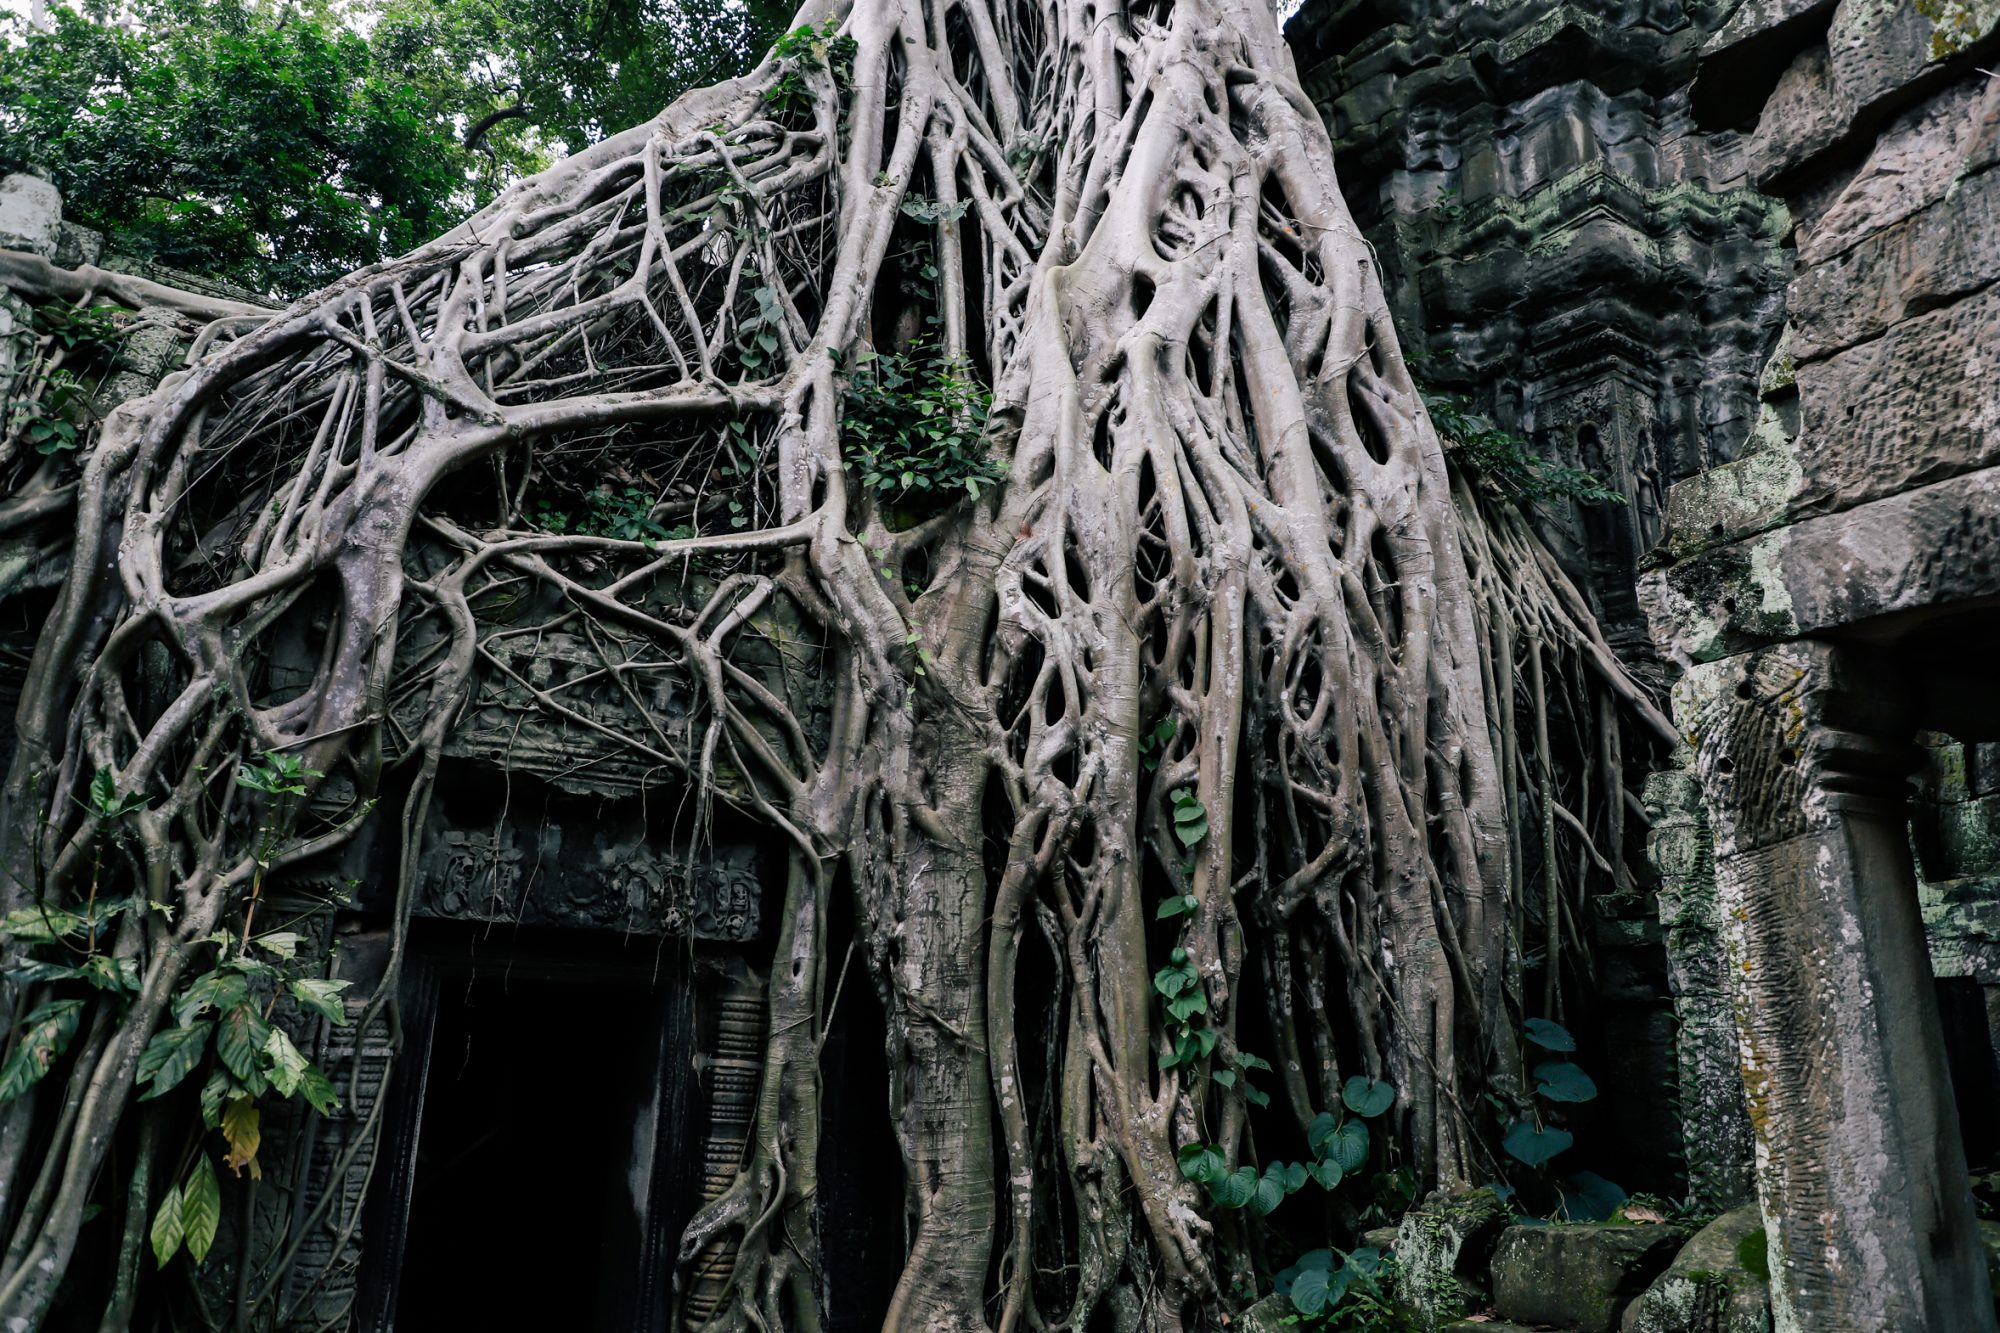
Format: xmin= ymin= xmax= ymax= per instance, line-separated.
xmin=1678 ymin=641 xmax=1996 ymax=1333
xmin=420 ymin=808 xmax=762 ymax=941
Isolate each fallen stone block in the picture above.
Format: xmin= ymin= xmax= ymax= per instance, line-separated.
xmin=1621 ymin=1204 xmax=1771 ymax=1333
xmin=1491 ymin=1221 xmax=1687 ymax=1332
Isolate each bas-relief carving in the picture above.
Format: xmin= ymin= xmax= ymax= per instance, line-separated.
xmin=422 ymin=820 xmax=762 ymax=941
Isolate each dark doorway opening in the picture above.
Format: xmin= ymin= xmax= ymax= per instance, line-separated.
xmin=395 ymin=974 xmax=643 ymax=1330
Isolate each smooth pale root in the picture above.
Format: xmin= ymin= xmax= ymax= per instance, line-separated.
xmin=0 ymin=0 xmax=1663 ymax=1326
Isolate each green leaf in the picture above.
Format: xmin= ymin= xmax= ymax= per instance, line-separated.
xmin=1211 ymin=1068 xmax=1235 ymax=1087
xmin=1557 ymin=1170 xmax=1626 ymax=1222
xmin=0 ymin=999 xmax=85 ymax=1105
xmin=1165 ymin=991 xmax=1207 ymax=1022
xmin=1282 ymin=1161 xmax=1308 ymax=1192
xmin=1345 ymin=1246 xmax=1385 ymax=1277
xmin=1524 ymin=1018 xmax=1576 ymax=1052
xmin=1342 ymin=1075 xmax=1395 ymax=1118
xmin=1155 ymin=894 xmax=1197 ymax=920
xmin=2 ymin=906 xmax=84 ymax=943
xmin=1243 ymin=1082 xmax=1270 ymax=1108
xmin=1177 ymin=1143 xmax=1226 ymax=1184
xmin=137 ymin=1021 xmax=212 ymax=1101
xmin=1250 ymin=1167 xmax=1286 ymax=1216
xmin=199 ymin=1069 xmax=236 ymax=1129
xmin=263 ymin=1027 xmax=310 ymax=1098
xmin=1328 ymin=1118 xmax=1370 ymax=1173
xmin=81 ymin=954 xmax=141 ymax=994
xmin=1534 ymin=1061 xmax=1598 ymax=1103
xmin=151 ymin=1180 xmax=184 ymax=1268
xmin=215 ymin=1006 xmax=272 ymax=1091
xmin=289 ymin=977 xmax=351 ymax=1025
xmin=1502 ymin=1120 xmax=1574 ymax=1168
xmin=296 ymin=1062 xmax=340 ymax=1116
xmin=1290 ymin=1264 xmax=1339 ymax=1315
xmin=174 ymin=971 xmax=250 ymax=1027
xmin=1152 ymin=964 xmax=1191 ymax=998
xmin=181 ymin=1155 xmax=220 ymax=1263
xmin=252 ymin=931 xmax=301 ymax=960
xmin=1307 ymin=1110 xmax=1341 ymax=1155
xmin=1207 ymin=1165 xmax=1258 ymax=1209
xmin=1305 ymin=1159 xmax=1343 ymax=1190
xmin=1234 ymin=1051 xmax=1273 ymax=1072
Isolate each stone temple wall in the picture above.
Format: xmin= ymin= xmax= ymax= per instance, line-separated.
xmin=1288 ymin=0 xmax=1791 ymax=667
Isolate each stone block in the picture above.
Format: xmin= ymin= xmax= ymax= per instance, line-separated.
xmin=1394 ymin=1188 xmax=1512 ymax=1327
xmin=1792 ymin=282 xmax=2000 ymax=517
xmin=1790 ymin=159 xmax=2000 ymax=363
xmin=0 ymin=174 xmax=61 ymax=258
xmin=1644 ymin=462 xmax=2000 ymax=665
xmin=1620 ymin=1205 xmax=1772 ymax=1333
xmin=1748 ymin=45 xmax=1849 ymax=185
xmin=1491 ymin=1223 xmax=1687 ymax=1332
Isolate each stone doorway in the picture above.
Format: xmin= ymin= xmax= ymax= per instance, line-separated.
xmin=359 ymin=928 xmax=703 ymax=1332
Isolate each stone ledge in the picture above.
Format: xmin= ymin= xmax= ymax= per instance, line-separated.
xmin=1643 ymin=460 xmax=2000 ymax=664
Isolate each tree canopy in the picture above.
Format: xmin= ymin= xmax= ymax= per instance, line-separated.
xmin=0 ymin=0 xmax=790 ymax=295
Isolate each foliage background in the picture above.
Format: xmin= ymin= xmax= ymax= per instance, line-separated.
xmin=0 ymin=0 xmax=792 ymax=295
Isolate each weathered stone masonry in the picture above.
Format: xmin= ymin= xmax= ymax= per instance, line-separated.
xmin=1641 ymin=0 xmax=2000 ymax=1324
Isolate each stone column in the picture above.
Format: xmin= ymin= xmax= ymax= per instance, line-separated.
xmin=1644 ymin=753 xmax=1754 ymax=1210
xmin=1676 ymin=640 xmax=1995 ymax=1333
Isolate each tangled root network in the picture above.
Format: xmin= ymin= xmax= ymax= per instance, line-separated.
xmin=0 ymin=0 xmax=1670 ymax=1326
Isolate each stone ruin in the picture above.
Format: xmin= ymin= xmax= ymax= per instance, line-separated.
xmin=5 ymin=0 xmax=2000 ymax=1324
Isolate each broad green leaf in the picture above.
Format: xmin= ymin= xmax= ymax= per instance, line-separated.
xmin=1502 ymin=1120 xmax=1573 ymax=1168
xmin=1524 ymin=1018 xmax=1576 ymax=1052
xmin=1155 ymin=894 xmax=1197 ymax=920
xmin=81 ymin=954 xmax=140 ymax=994
xmin=1211 ymin=1068 xmax=1235 ymax=1087
xmin=1342 ymin=1075 xmax=1395 ymax=1118
xmin=1250 ymin=1168 xmax=1286 ymax=1216
xmin=1345 ymin=1246 xmax=1384 ymax=1277
xmin=215 ymin=1006 xmax=272 ymax=1090
xmin=1328 ymin=1118 xmax=1370 ymax=1173
xmin=1305 ymin=1159 xmax=1343 ymax=1190
xmin=174 ymin=971 xmax=250 ymax=1027
xmin=1177 ymin=1143 xmax=1225 ymax=1184
xmin=1173 ymin=817 xmax=1207 ymax=849
xmin=1558 ymin=1171 xmax=1627 ymax=1222
xmin=137 ymin=1021 xmax=212 ymax=1101
xmin=0 ymin=999 xmax=85 ymax=1105
xmin=1234 ymin=1051 xmax=1273 ymax=1072
xmin=296 ymin=1063 xmax=340 ymax=1116
xmin=199 ymin=1070 xmax=236 ymax=1129
xmin=1243 ymin=1083 xmax=1270 ymax=1108
xmin=181 ymin=1156 xmax=220 ymax=1263
xmin=1207 ymin=1166 xmax=1257 ymax=1209
xmin=1534 ymin=1061 xmax=1599 ymax=1103
xmin=253 ymin=931 xmax=302 ymax=960
xmin=150 ymin=1181 xmax=184 ymax=1268
xmin=2 ymin=906 xmax=83 ymax=943
xmin=1165 ymin=991 xmax=1207 ymax=1022
xmin=1151 ymin=965 xmax=1191 ymax=998
xmin=263 ymin=1027 xmax=310 ymax=1098
xmin=1290 ymin=1265 xmax=1332 ymax=1315
xmin=1282 ymin=1161 xmax=1308 ymax=1192
xmin=1307 ymin=1110 xmax=1341 ymax=1155
xmin=289 ymin=977 xmax=351 ymax=1025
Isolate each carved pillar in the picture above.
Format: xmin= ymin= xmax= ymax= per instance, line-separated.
xmin=1677 ymin=640 xmax=1995 ymax=1333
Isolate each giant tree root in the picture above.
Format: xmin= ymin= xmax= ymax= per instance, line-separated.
xmin=0 ymin=0 xmax=1668 ymax=1326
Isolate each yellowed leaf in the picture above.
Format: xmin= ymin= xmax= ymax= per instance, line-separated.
xmin=1623 ymin=1204 xmax=1666 ymax=1224
xmin=221 ymin=1095 xmax=261 ymax=1178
